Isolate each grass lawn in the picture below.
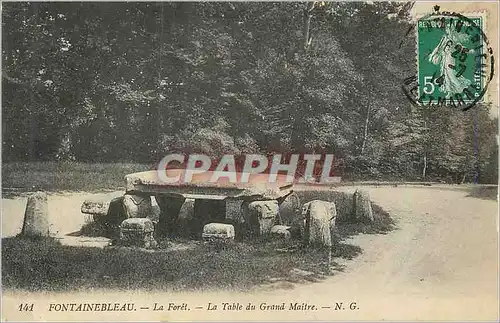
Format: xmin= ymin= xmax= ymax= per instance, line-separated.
xmin=2 ymin=162 xmax=151 ymax=193
xmin=1 ymin=236 xmax=352 ymax=292
xmin=2 ymin=204 xmax=394 ymax=292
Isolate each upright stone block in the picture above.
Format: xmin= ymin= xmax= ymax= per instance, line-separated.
xmin=353 ymin=189 xmax=374 ymax=222
xmin=21 ymin=191 xmax=50 ymax=237
xmin=177 ymin=198 xmax=195 ymax=238
xmin=119 ymin=218 xmax=157 ymax=248
xmin=301 ymin=200 xmax=336 ymax=248
xmin=241 ymin=200 xmax=279 ymax=237
xmin=225 ymin=199 xmax=243 ymax=221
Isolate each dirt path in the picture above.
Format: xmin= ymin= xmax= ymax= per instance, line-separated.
xmin=2 ymin=187 xmax=498 ymax=321
xmin=2 ymin=191 xmax=124 ymax=238
xmin=299 ymin=186 xmax=498 ymax=294
xmin=268 ymin=186 xmax=499 ymax=320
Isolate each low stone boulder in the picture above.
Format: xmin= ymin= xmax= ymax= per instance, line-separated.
xmin=277 ymin=192 xmax=302 ymax=226
xmin=241 ymin=200 xmax=279 ymax=237
xmin=119 ymin=218 xmax=157 ymax=249
xmin=301 ymin=200 xmax=337 ymax=248
xmin=270 ymin=225 xmax=292 ymax=240
xmin=189 ymin=199 xmax=226 ymax=239
xmin=81 ymin=199 xmax=110 ymax=216
xmin=202 ymin=223 xmax=235 ymax=242
xmin=21 ymin=191 xmax=50 ymax=237
xmin=353 ymin=189 xmax=374 ymax=222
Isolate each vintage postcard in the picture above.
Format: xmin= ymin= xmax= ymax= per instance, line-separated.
xmin=1 ymin=1 xmax=499 ymax=321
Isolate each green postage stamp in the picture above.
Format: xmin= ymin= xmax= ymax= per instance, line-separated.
xmin=417 ymin=13 xmax=488 ymax=107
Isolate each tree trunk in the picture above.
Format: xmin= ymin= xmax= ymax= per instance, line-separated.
xmin=291 ymin=2 xmax=315 ymax=152
xmin=27 ymin=89 xmax=40 ymax=161
xmin=422 ymin=153 xmax=427 ymax=179
xmin=422 ymin=119 xmax=428 ymax=179
xmin=303 ymin=2 xmax=315 ymax=51
xmin=28 ymin=2 xmax=41 ymax=161
xmin=361 ymin=104 xmax=370 ymax=154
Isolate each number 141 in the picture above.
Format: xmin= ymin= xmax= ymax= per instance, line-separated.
xmin=18 ymin=303 xmax=34 ymax=312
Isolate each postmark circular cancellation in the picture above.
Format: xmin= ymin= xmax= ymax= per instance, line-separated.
xmin=403 ymin=6 xmax=495 ymax=111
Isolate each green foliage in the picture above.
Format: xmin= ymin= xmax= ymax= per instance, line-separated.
xmin=2 ymin=2 xmax=497 ymax=183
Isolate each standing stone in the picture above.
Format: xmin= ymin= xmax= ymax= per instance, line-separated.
xmin=177 ymin=198 xmax=195 ymax=238
xmin=119 ymin=218 xmax=157 ymax=249
xmin=353 ymin=189 xmax=374 ymax=222
xmin=21 ymin=191 xmax=50 ymax=237
xmin=301 ymin=200 xmax=336 ymax=248
xmin=122 ymin=194 xmax=152 ymax=219
xmin=225 ymin=199 xmax=243 ymax=221
xmin=277 ymin=192 xmax=302 ymax=226
xmin=241 ymin=200 xmax=278 ymax=237
xmin=155 ymin=195 xmax=186 ymax=237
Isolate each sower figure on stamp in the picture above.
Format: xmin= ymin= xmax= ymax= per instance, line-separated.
xmin=428 ymin=23 xmax=473 ymax=96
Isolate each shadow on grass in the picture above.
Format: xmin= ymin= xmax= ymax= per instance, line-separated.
xmin=335 ymin=203 xmax=396 ymax=238
xmin=465 ymin=186 xmax=497 ymax=201
xmin=67 ymin=219 xmax=115 ymax=238
xmin=2 ymin=235 xmax=352 ymax=292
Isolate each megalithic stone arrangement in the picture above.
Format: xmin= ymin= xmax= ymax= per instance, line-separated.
xmin=21 ymin=191 xmax=50 ymax=237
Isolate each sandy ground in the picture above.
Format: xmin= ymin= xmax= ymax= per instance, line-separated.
xmin=2 ymin=186 xmax=499 ymax=321
xmin=2 ymin=191 xmax=125 ymax=242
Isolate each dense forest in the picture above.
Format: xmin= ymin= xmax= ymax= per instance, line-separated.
xmin=2 ymin=2 xmax=498 ymax=183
